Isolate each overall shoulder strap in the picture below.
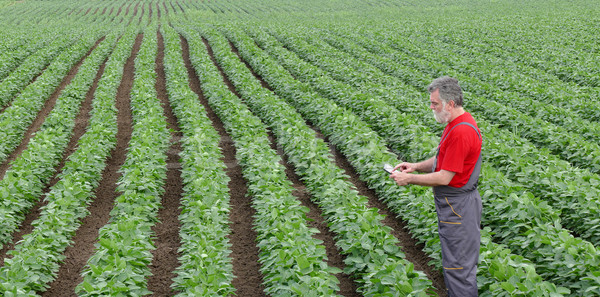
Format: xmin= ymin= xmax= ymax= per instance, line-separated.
xmin=433 ymin=122 xmax=482 ymax=173
xmin=439 ymin=122 xmax=481 ymax=145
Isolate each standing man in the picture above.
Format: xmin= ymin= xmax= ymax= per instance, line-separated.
xmin=390 ymin=76 xmax=482 ymax=296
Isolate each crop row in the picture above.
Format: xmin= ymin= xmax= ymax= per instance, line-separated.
xmin=244 ymin=25 xmax=600 ymax=295
xmin=0 ymin=27 xmax=105 ymax=164
xmin=266 ymin=24 xmax=600 ymax=245
xmin=180 ymin=23 xmax=342 ymax=296
xmin=0 ymin=28 xmax=110 ymax=250
xmin=430 ymin=19 xmax=600 ymax=89
xmin=193 ymin=22 xmax=439 ymax=296
xmin=325 ymin=26 xmax=600 ymax=174
xmin=76 ymin=23 xmax=171 ymax=296
xmin=338 ymin=25 xmax=600 ymax=146
xmin=0 ymin=32 xmax=77 ymax=109
xmin=160 ymin=23 xmax=235 ymax=296
xmin=0 ymin=27 xmax=133 ymax=295
xmin=276 ymin=20 xmax=597 ymax=236
xmin=218 ymin=23 xmax=570 ymax=295
xmin=0 ymin=27 xmax=54 ymax=82
xmin=0 ymin=27 xmax=30 ymax=53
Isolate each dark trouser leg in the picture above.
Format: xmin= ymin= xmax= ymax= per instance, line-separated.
xmin=437 ymin=193 xmax=482 ymax=297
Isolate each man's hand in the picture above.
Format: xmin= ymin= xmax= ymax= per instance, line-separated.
xmin=390 ymin=171 xmax=412 ymax=186
xmin=394 ymin=162 xmax=417 ymax=173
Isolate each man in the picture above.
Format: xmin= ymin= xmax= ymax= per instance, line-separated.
xmin=390 ymin=76 xmax=482 ymax=296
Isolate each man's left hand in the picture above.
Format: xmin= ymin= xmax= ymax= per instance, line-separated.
xmin=390 ymin=171 xmax=412 ymax=186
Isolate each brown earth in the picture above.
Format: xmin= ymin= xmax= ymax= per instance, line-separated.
xmin=176 ymin=1 xmax=185 ymax=15
xmin=138 ymin=2 xmax=144 ymax=25
xmin=226 ymin=37 xmax=448 ymax=296
xmin=146 ymin=29 xmax=184 ymax=297
xmin=225 ymin=40 xmax=360 ymax=296
xmin=41 ymin=34 xmax=141 ymax=296
xmin=1 ymin=26 xmax=447 ymax=297
xmin=322 ymin=131 xmax=448 ymax=297
xmin=116 ymin=2 xmax=124 ymax=17
xmin=182 ymin=34 xmax=268 ymax=297
xmin=0 ymin=37 xmax=105 ymax=267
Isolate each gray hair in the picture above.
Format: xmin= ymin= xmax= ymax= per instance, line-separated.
xmin=427 ymin=76 xmax=463 ymax=107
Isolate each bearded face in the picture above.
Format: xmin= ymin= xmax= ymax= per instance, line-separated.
xmin=429 ymin=89 xmax=453 ymax=124
xmin=433 ymin=102 xmax=451 ymax=124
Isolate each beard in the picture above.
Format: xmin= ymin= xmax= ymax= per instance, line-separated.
xmin=433 ymin=108 xmax=451 ymax=124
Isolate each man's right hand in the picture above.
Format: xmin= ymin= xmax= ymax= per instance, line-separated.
xmin=394 ymin=162 xmax=417 ymax=173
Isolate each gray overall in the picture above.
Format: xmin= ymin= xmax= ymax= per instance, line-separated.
xmin=432 ymin=122 xmax=482 ymax=297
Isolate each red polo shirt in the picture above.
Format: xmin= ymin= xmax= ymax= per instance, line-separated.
xmin=434 ymin=112 xmax=482 ymax=188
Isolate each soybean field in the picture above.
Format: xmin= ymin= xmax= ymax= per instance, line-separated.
xmin=0 ymin=0 xmax=599 ymax=296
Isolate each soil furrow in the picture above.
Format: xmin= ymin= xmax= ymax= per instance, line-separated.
xmin=181 ymin=35 xmax=266 ymax=297
xmin=226 ymin=40 xmax=360 ymax=296
xmin=228 ymin=38 xmax=448 ymax=296
xmin=319 ymin=130 xmax=448 ymax=297
xmin=146 ymin=29 xmax=183 ymax=296
xmin=116 ymin=2 xmax=124 ymax=17
xmin=0 ymin=37 xmax=104 ymax=179
xmin=176 ymin=1 xmax=185 ymax=15
xmin=0 ymin=63 xmax=47 ymax=114
xmin=139 ymin=2 xmax=144 ymax=24
xmin=272 ymin=137 xmax=361 ymax=297
xmin=0 ymin=37 xmax=106 ymax=267
xmin=124 ymin=2 xmax=133 ymax=25
xmin=41 ymin=34 xmax=142 ymax=297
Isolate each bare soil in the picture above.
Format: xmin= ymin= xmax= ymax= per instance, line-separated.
xmin=226 ymin=40 xmax=360 ymax=296
xmin=227 ymin=37 xmax=448 ymax=296
xmin=116 ymin=2 xmax=124 ymax=17
xmin=146 ymin=29 xmax=184 ymax=297
xmin=138 ymin=2 xmax=144 ymax=25
xmin=0 ymin=37 xmax=106 ymax=268
xmin=321 ymin=131 xmax=448 ymax=297
xmin=0 ymin=26 xmax=447 ymax=296
xmin=181 ymin=35 xmax=267 ymax=297
xmin=176 ymin=1 xmax=185 ymax=14
xmin=41 ymin=34 xmax=142 ymax=296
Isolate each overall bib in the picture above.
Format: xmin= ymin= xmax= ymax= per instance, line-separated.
xmin=432 ymin=122 xmax=482 ymax=297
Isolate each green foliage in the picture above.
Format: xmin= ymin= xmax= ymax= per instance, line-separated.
xmin=179 ymin=23 xmax=342 ymax=296
xmin=0 ymin=27 xmax=130 ymax=295
xmin=160 ymin=23 xmax=235 ymax=296
xmin=76 ymin=23 xmax=171 ymax=296
xmin=222 ymin=21 xmax=572 ymax=296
